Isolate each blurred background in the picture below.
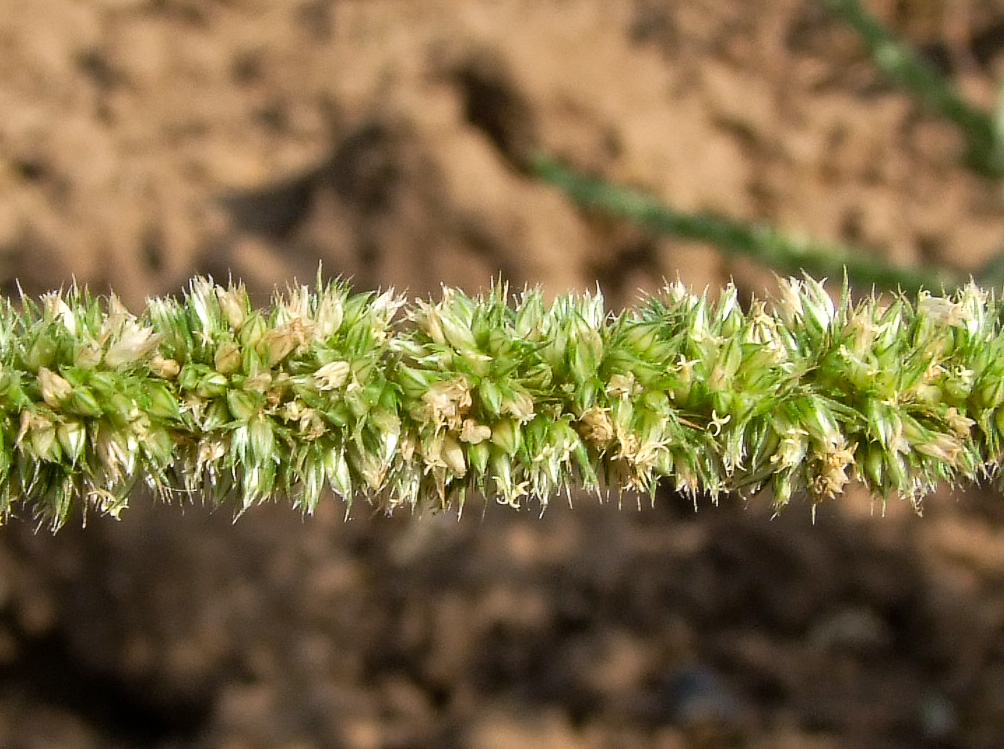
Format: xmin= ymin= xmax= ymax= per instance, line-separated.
xmin=3 ymin=0 xmax=1004 ymax=746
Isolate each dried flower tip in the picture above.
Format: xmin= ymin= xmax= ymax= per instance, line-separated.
xmin=775 ymin=278 xmax=804 ymax=324
xmin=216 ymin=285 xmax=248 ymax=330
xmin=196 ymin=437 xmax=227 ymax=471
xmin=313 ymin=361 xmax=351 ymax=391
xmin=800 ymin=276 xmax=835 ymax=330
xmin=106 ymin=293 xmax=130 ymax=321
xmin=214 ymin=340 xmax=242 ymax=374
xmin=459 ymin=419 xmax=491 ymax=444
xmin=422 ymin=432 xmax=467 ymax=477
xmin=260 ymin=321 xmax=307 ymax=366
xmin=244 ymin=372 xmax=272 ymax=392
xmin=500 ymin=390 xmax=534 ymax=422
xmin=664 ymin=279 xmax=689 ymax=302
xmin=811 ymin=441 xmax=856 ymax=500
xmin=606 ymin=373 xmax=638 ymax=399
xmin=918 ymin=292 xmax=965 ymax=327
xmin=770 ymin=428 xmax=808 ymax=469
xmin=37 ymin=367 xmax=72 ymax=407
xmin=915 ymin=431 xmax=963 ymax=465
xmin=188 ymin=278 xmax=219 ymax=335
xmin=314 ymin=291 xmax=344 ymax=340
xmin=398 ymin=432 xmax=418 ymax=463
xmin=746 ymin=300 xmax=779 ymax=345
xmin=104 ymin=320 xmax=160 ymax=367
xmin=580 ymin=405 xmax=615 ymax=448
xmin=420 ymin=378 xmax=472 ymax=430
xmin=88 ymin=488 xmax=128 ymax=520
xmin=42 ymin=292 xmax=76 ymax=335
xmin=412 ymin=299 xmax=446 ymax=346
xmin=944 ymin=407 xmax=975 ymax=437
xmin=73 ymin=342 xmax=103 ymax=370
xmin=369 ymin=289 xmax=404 ymax=325
xmin=17 ymin=409 xmax=53 ymax=445
xmin=17 ymin=407 xmax=57 ymax=460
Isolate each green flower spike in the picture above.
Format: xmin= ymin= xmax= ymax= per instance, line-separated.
xmin=0 ymin=275 xmax=1000 ymax=529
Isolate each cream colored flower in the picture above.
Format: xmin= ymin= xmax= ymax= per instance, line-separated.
xmin=460 ymin=419 xmax=491 ymax=444
xmin=811 ymin=441 xmax=856 ymax=500
xmin=213 ymin=340 xmax=241 ymax=375
xmin=313 ymin=361 xmax=351 ymax=391
xmin=42 ymin=292 xmax=76 ymax=335
xmin=420 ymin=378 xmax=472 ymax=430
xmin=216 ymin=285 xmax=248 ymax=331
xmin=314 ymin=291 xmax=344 ymax=340
xmin=606 ymin=373 xmax=638 ymax=399
xmin=918 ymin=292 xmax=964 ymax=327
xmin=579 ymin=405 xmax=615 ymax=448
xmin=37 ymin=367 xmax=72 ymax=407
xmin=500 ymin=390 xmax=534 ymax=422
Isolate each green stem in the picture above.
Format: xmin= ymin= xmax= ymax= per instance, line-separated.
xmin=531 ymin=154 xmax=961 ymax=295
xmin=822 ymin=0 xmax=1004 ymax=178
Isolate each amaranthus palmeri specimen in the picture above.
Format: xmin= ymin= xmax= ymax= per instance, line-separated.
xmin=0 ymin=274 xmax=999 ymax=528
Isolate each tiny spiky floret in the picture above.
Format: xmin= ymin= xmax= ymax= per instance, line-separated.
xmin=0 ymin=275 xmax=1000 ymax=527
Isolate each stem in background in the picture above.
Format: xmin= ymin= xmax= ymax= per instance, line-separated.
xmin=821 ymin=0 xmax=1004 ymax=179
xmin=531 ymin=154 xmax=961 ymax=296
xmin=1 ymin=275 xmax=1000 ymax=529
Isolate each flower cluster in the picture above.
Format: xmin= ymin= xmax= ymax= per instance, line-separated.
xmin=0 ymin=274 xmax=999 ymax=527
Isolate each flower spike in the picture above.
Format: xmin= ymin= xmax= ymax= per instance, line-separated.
xmin=0 ymin=276 xmax=999 ymax=528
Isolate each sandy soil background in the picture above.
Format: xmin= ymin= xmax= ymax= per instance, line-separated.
xmin=4 ymin=1 xmax=1004 ymax=746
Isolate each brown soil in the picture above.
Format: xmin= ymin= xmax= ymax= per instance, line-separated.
xmin=3 ymin=1 xmax=1004 ymax=746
